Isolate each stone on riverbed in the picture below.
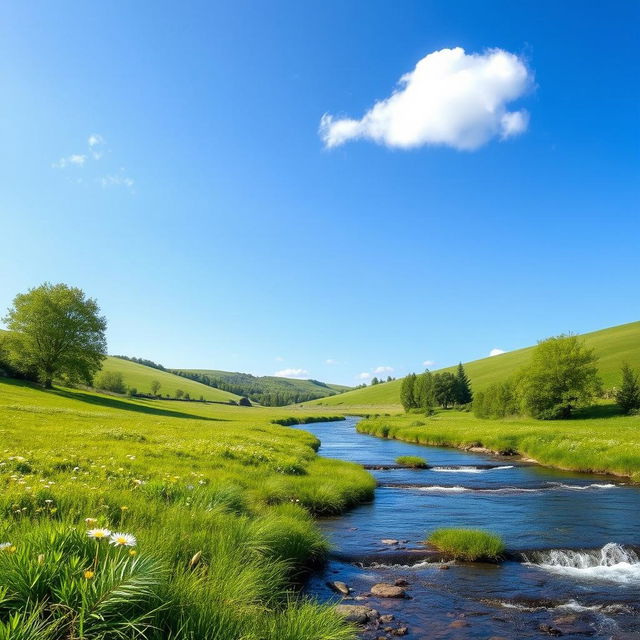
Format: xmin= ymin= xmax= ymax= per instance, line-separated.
xmin=371 ymin=583 xmax=406 ymax=598
xmin=327 ymin=580 xmax=350 ymax=595
xmin=334 ymin=604 xmax=379 ymax=624
xmin=381 ymin=539 xmax=399 ymax=545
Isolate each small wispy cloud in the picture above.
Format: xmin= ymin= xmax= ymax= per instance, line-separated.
xmin=320 ymin=47 xmax=532 ymax=151
xmin=373 ymin=365 xmax=393 ymax=374
xmin=100 ymin=170 xmax=134 ymax=191
xmin=489 ymin=348 xmax=506 ymax=357
xmin=274 ymin=356 xmax=285 ymax=362
xmin=53 ymin=134 xmax=135 ymax=193
xmin=325 ymin=359 xmax=339 ymax=365
xmin=52 ymin=154 xmax=87 ymax=169
xmin=88 ymin=133 xmax=105 ymax=159
xmin=275 ymin=368 xmax=309 ymax=378
xmin=357 ymin=372 xmax=371 ymax=380
xmin=423 ymin=360 xmax=436 ymax=367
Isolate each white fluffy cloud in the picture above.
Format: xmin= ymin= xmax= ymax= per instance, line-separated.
xmin=373 ymin=365 xmax=394 ymax=374
xmin=320 ymin=47 xmax=532 ymax=151
xmin=275 ymin=368 xmax=309 ymax=378
xmin=88 ymin=133 xmax=105 ymax=159
xmin=357 ymin=372 xmax=371 ymax=380
xmin=489 ymin=348 xmax=506 ymax=357
xmin=423 ymin=360 xmax=436 ymax=367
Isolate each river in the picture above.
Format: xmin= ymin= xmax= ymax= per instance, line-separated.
xmin=301 ymin=417 xmax=640 ymax=639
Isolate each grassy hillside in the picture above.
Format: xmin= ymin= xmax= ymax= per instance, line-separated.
xmin=307 ymin=321 xmax=640 ymax=410
xmin=99 ymin=356 xmax=240 ymax=402
xmin=175 ymin=368 xmax=351 ymax=405
xmin=0 ymin=376 xmax=373 ymax=638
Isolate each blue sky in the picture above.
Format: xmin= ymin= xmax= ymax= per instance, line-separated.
xmin=1 ymin=1 xmax=638 ymax=385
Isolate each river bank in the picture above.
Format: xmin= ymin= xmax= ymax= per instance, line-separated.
xmin=356 ymin=410 xmax=640 ymax=482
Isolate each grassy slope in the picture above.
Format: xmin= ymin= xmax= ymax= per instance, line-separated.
xmin=180 ymin=368 xmax=351 ymax=398
xmin=306 ymin=321 xmax=640 ymax=410
xmin=0 ymin=376 xmax=373 ymax=638
xmin=357 ymin=408 xmax=640 ymax=481
xmin=99 ymin=356 xmax=240 ymax=402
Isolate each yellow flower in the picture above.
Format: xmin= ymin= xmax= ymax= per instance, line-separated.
xmin=83 ymin=570 xmax=95 ymax=579
xmin=120 ymin=506 xmax=129 ymax=511
xmin=85 ymin=517 xmax=98 ymax=526
xmin=129 ymin=549 xmax=137 ymax=556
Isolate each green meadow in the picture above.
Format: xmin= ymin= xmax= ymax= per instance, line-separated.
xmin=306 ymin=321 xmax=640 ymax=411
xmin=0 ymin=377 xmax=375 ymax=639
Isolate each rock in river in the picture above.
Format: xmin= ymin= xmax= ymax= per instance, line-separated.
xmin=327 ymin=580 xmax=350 ymax=595
xmin=334 ymin=604 xmax=378 ymax=624
xmin=381 ymin=539 xmax=399 ymax=545
xmin=371 ymin=583 xmax=406 ymax=598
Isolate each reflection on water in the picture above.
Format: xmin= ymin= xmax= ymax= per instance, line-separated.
xmin=301 ymin=417 xmax=640 ymax=639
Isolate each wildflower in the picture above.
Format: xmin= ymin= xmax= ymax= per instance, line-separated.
xmin=37 ymin=554 xmax=45 ymax=565
xmin=0 ymin=542 xmax=13 ymax=551
xmin=109 ymin=532 xmax=136 ymax=548
xmin=83 ymin=570 xmax=95 ymax=579
xmin=120 ymin=505 xmax=129 ymax=511
xmin=129 ymin=549 xmax=137 ymax=556
xmin=87 ymin=528 xmax=111 ymax=540
xmin=44 ymin=499 xmax=53 ymax=504
xmin=85 ymin=517 xmax=98 ymax=526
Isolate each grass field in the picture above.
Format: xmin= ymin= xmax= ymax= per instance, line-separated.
xmin=357 ymin=408 xmax=640 ymax=481
xmin=98 ymin=356 xmax=241 ymax=403
xmin=0 ymin=377 xmax=374 ymax=639
xmin=306 ymin=321 xmax=640 ymax=410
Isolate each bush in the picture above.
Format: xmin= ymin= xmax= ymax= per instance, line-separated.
xmin=395 ymin=455 xmax=428 ymax=468
xmin=94 ymin=371 xmax=127 ymax=394
xmin=616 ymin=364 xmax=640 ymax=415
xmin=427 ymin=528 xmax=505 ymax=561
xmin=473 ymin=380 xmax=519 ymax=419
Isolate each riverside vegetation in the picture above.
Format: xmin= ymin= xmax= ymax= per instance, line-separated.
xmin=0 ymin=378 xmax=375 ymax=639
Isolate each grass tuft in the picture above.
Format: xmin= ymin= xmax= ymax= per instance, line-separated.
xmin=395 ymin=455 xmax=428 ymax=468
xmin=427 ymin=528 xmax=505 ymax=561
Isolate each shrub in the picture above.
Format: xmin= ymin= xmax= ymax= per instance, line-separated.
xmin=616 ymin=363 xmax=640 ymax=415
xmin=473 ymin=380 xmax=519 ymax=419
xmin=94 ymin=371 xmax=127 ymax=394
xmin=395 ymin=455 xmax=428 ymax=468
xmin=427 ymin=528 xmax=505 ymax=561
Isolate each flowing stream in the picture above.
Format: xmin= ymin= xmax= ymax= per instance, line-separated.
xmin=301 ymin=417 xmax=640 ymax=639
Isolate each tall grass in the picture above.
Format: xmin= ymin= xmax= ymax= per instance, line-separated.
xmin=395 ymin=455 xmax=428 ymax=468
xmin=0 ymin=378 xmax=372 ymax=639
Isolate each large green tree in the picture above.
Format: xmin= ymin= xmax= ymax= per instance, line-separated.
xmin=3 ymin=283 xmax=107 ymax=388
xmin=433 ymin=372 xmax=457 ymax=408
xmin=517 ymin=334 xmax=601 ymax=419
xmin=414 ymin=370 xmax=435 ymax=412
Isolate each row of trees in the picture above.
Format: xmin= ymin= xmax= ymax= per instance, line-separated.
xmin=400 ymin=363 xmax=473 ymax=412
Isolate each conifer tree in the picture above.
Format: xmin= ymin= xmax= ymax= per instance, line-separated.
xmin=454 ymin=362 xmax=473 ymax=405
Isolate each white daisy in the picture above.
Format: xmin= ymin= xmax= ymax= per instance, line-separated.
xmin=87 ymin=528 xmax=112 ymax=540
xmin=109 ymin=532 xmax=137 ymax=548
xmin=0 ymin=542 xmax=12 ymax=550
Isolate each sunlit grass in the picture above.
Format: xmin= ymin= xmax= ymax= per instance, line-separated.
xmin=0 ymin=377 xmax=373 ymax=638
xmin=395 ymin=455 xmax=428 ymax=468
xmin=427 ymin=528 xmax=505 ymax=561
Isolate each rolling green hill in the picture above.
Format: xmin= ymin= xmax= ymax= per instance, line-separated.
xmin=173 ymin=368 xmax=352 ymax=406
xmin=306 ymin=321 xmax=640 ymax=410
xmin=99 ymin=356 xmax=241 ymax=403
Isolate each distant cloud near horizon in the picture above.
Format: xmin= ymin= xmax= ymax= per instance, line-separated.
xmin=489 ymin=348 xmax=507 ymax=356
xmin=325 ymin=358 xmax=339 ymax=365
xmin=357 ymin=372 xmax=371 ymax=380
xmin=373 ymin=365 xmax=393 ymax=374
xmin=423 ymin=360 xmax=435 ymax=367
xmin=320 ymin=47 xmax=532 ymax=151
xmin=274 ymin=368 xmax=309 ymax=378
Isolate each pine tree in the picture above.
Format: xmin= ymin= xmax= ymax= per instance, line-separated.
xmin=400 ymin=373 xmax=417 ymax=411
xmin=454 ymin=362 xmax=473 ymax=405
xmin=616 ymin=363 xmax=640 ymax=414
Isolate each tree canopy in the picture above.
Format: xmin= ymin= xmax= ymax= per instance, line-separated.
xmin=3 ymin=283 xmax=107 ymax=388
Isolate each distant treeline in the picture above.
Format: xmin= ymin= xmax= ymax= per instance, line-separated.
xmin=113 ymin=355 xmax=167 ymax=371
xmin=171 ymin=370 xmax=338 ymax=407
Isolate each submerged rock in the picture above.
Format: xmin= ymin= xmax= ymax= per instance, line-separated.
xmin=391 ymin=627 xmax=408 ymax=636
xmin=539 ymin=623 xmax=563 ymax=636
xmin=371 ymin=583 xmax=406 ymax=598
xmin=381 ymin=539 xmax=399 ymax=545
xmin=394 ymin=578 xmax=409 ymax=586
xmin=379 ymin=614 xmax=395 ymax=623
xmin=327 ymin=580 xmax=350 ymax=595
xmin=334 ymin=604 xmax=378 ymax=624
